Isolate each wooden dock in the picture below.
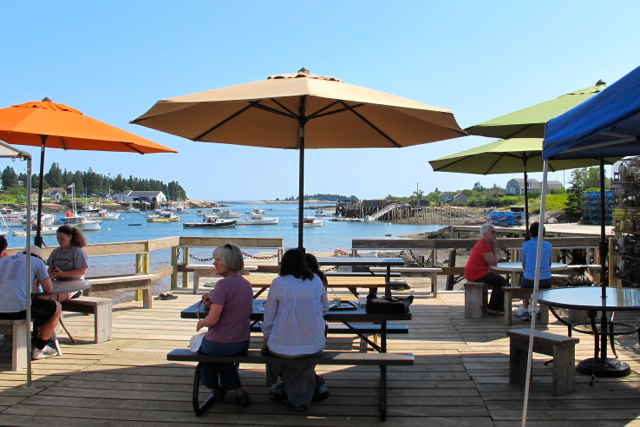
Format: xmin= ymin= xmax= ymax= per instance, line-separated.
xmin=1 ymin=284 xmax=639 ymax=426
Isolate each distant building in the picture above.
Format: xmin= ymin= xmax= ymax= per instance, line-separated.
xmin=438 ymin=192 xmax=455 ymax=203
xmin=49 ymin=190 xmax=66 ymax=201
xmin=43 ymin=187 xmax=66 ymax=197
xmin=115 ymin=190 xmax=167 ymax=204
xmin=506 ymin=178 xmax=563 ymax=195
xmin=452 ymin=192 xmax=468 ymax=203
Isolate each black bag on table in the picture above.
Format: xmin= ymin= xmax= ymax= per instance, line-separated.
xmin=365 ymin=294 xmax=414 ymax=314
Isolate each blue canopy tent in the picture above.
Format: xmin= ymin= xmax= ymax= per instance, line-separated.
xmin=519 ymin=66 xmax=640 ymax=426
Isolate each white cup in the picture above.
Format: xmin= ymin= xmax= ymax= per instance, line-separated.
xmin=359 ymin=296 xmax=367 ymax=307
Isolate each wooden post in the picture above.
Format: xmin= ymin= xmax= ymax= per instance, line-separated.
xmin=171 ymin=246 xmax=179 ymax=290
xmin=447 ymin=229 xmax=458 ymax=291
xmin=182 ymin=247 xmax=190 ymax=288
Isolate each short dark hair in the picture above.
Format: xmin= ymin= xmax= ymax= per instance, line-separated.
xmin=529 ymin=222 xmax=544 ymax=238
xmin=0 ymin=235 xmax=7 ymax=253
xmin=280 ymin=248 xmax=314 ymax=281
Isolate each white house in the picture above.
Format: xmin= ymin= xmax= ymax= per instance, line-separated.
xmin=49 ymin=190 xmax=66 ymax=201
xmin=438 ymin=192 xmax=454 ymax=203
xmin=112 ymin=190 xmax=133 ymax=203
xmin=506 ymin=178 xmax=563 ymax=195
xmin=452 ymin=192 xmax=468 ymax=203
xmin=122 ymin=191 xmax=167 ymax=203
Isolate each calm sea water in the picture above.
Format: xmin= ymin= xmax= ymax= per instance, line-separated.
xmin=7 ymin=203 xmax=445 ymax=280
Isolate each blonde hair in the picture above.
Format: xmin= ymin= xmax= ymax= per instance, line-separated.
xmin=212 ymin=243 xmax=244 ymax=272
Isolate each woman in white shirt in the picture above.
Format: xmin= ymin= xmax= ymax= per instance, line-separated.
xmin=261 ymin=248 xmax=330 ymax=411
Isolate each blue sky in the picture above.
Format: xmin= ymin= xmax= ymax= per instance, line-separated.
xmin=1 ymin=1 xmax=638 ymax=201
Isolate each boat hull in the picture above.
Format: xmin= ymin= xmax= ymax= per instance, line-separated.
xmin=183 ymin=220 xmax=237 ymax=228
xmin=237 ymin=217 xmax=279 ymax=225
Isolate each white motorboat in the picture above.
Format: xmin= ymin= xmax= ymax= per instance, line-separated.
xmin=13 ymin=225 xmax=58 ymax=237
xmin=315 ymin=210 xmax=334 ymax=217
xmin=237 ymin=213 xmax=279 ymax=225
xmin=98 ymin=211 xmax=120 ymax=220
xmin=118 ymin=206 xmax=140 ymax=213
xmin=62 ymin=185 xmax=102 ymax=231
xmin=245 ymin=205 xmax=266 ymax=215
xmin=63 ymin=215 xmax=102 ymax=231
xmin=293 ymin=217 xmax=323 ymax=227
xmin=220 ymin=208 xmax=241 ymax=219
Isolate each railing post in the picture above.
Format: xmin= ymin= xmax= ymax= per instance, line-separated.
xmin=171 ymin=246 xmax=179 ymax=290
xmin=182 ymin=247 xmax=190 ymax=288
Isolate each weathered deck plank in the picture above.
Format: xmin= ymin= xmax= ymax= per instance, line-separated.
xmin=0 ymin=288 xmax=638 ymax=426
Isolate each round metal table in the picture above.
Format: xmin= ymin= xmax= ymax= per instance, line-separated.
xmin=538 ymin=286 xmax=640 ymax=383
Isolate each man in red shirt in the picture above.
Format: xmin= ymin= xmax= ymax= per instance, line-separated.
xmin=464 ymin=224 xmax=505 ymax=316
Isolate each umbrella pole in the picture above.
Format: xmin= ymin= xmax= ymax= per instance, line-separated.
xmin=598 ymin=157 xmax=608 ymax=361
xmin=297 ymin=97 xmax=307 ymax=251
xmin=35 ymin=135 xmax=47 ymax=247
xmin=25 ymin=156 xmax=33 ymax=387
xmin=522 ymin=162 xmax=530 ymax=238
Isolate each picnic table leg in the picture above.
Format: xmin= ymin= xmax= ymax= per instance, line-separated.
xmin=385 ymin=266 xmax=391 ymax=299
xmin=381 ymin=320 xmax=387 ymax=353
xmin=379 ymin=365 xmax=387 ymax=421
xmin=193 ymin=362 xmax=215 ymax=416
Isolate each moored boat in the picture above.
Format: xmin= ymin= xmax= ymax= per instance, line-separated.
xmin=183 ymin=217 xmax=237 ymax=228
xmin=147 ymin=212 xmax=180 ymax=223
xmin=293 ymin=217 xmax=323 ymax=227
xmin=219 ymin=208 xmax=241 ymax=219
xmin=237 ymin=213 xmax=279 ymax=225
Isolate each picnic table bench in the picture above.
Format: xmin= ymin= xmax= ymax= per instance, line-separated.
xmin=185 ymin=264 xmax=258 ymax=293
xmin=243 ymin=275 xmax=390 ymax=298
xmin=84 ymin=273 xmax=158 ymax=309
xmin=167 ymin=349 xmax=414 ymax=421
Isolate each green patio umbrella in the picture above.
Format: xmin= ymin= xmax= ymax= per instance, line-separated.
xmin=465 ymin=81 xmax=607 ymax=139
xmin=429 ymin=137 xmax=619 ymax=230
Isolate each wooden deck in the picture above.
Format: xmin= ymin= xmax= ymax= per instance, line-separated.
xmin=1 ymin=283 xmax=640 ymax=426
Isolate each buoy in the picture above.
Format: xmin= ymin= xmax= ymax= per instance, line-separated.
xmin=108 ymin=228 xmax=111 ymax=231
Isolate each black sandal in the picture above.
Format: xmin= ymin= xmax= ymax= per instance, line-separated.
xmin=213 ymin=386 xmax=228 ymax=401
xmin=235 ymin=392 xmax=251 ymax=406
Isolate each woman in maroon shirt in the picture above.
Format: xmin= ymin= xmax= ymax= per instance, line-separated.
xmin=197 ymin=243 xmax=253 ymax=406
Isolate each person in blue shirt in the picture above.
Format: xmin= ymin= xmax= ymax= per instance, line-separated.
xmin=520 ymin=222 xmax=553 ymax=321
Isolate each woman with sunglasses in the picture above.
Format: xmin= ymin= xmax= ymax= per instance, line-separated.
xmin=464 ymin=223 xmax=505 ymax=316
xmin=45 ymin=225 xmax=89 ymax=302
xmin=197 ymin=243 xmax=253 ymax=406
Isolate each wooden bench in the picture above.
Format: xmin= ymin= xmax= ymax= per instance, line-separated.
xmin=325 ymin=271 xmax=402 ymax=278
xmin=464 ymin=282 xmax=487 ymax=319
xmin=61 ymin=297 xmax=112 ymax=343
xmin=85 ymin=274 xmax=158 ymax=309
xmin=246 ymin=276 xmax=390 ymax=298
xmin=370 ymin=267 xmax=441 ymax=296
xmin=250 ymin=323 xmax=409 ymax=335
xmin=186 ymin=265 xmax=258 ymax=293
xmin=0 ymin=319 xmax=27 ymax=370
xmin=167 ymin=349 xmax=414 ymax=421
xmin=503 ymin=287 xmax=550 ymax=326
xmin=508 ymin=328 xmax=579 ymax=396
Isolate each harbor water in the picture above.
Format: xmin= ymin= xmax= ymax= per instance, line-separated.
xmin=7 ymin=203 xmax=446 ymax=294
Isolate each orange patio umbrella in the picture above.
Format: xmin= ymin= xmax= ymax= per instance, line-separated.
xmin=0 ymin=98 xmax=178 ymax=245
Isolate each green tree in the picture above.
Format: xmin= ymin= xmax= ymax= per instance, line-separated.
xmin=564 ymin=169 xmax=584 ymax=221
xmin=44 ymin=162 xmax=63 ymax=187
xmin=1 ymin=166 xmax=18 ymax=190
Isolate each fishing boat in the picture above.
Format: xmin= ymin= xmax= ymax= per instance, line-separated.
xmin=315 ymin=210 xmax=334 ymax=217
xmin=147 ymin=212 xmax=180 ymax=223
xmin=293 ymin=217 xmax=323 ymax=227
xmin=244 ymin=205 xmax=266 ymax=215
xmin=62 ymin=186 xmax=102 ymax=231
xmin=13 ymin=225 xmax=58 ymax=237
xmin=63 ymin=215 xmax=102 ymax=231
xmin=237 ymin=213 xmax=279 ymax=225
xmin=80 ymin=209 xmax=120 ymax=220
xmin=118 ymin=205 xmax=140 ymax=213
xmin=219 ymin=208 xmax=241 ymax=219
xmin=183 ymin=217 xmax=237 ymax=228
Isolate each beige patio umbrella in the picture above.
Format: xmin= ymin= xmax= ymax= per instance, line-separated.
xmin=133 ymin=68 xmax=467 ymax=248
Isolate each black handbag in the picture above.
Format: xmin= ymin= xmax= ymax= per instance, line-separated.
xmin=365 ymin=294 xmax=414 ymax=314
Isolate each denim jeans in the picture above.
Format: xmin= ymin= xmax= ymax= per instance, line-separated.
xmin=198 ymin=339 xmax=249 ymax=390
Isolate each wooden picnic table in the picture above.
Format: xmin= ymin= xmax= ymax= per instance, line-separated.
xmin=200 ymin=275 xmax=388 ymax=298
